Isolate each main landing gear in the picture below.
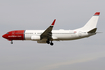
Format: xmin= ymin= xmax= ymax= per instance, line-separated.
xmin=46 ymin=40 xmax=54 ymax=46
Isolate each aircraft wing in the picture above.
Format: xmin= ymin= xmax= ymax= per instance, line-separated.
xmin=40 ymin=19 xmax=56 ymax=40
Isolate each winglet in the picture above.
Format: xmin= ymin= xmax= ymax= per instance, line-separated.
xmin=94 ymin=12 xmax=100 ymax=16
xmin=51 ymin=19 xmax=56 ymax=26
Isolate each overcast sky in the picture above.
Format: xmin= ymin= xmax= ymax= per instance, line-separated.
xmin=0 ymin=0 xmax=105 ymax=70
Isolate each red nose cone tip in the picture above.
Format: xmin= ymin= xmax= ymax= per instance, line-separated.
xmin=2 ymin=34 xmax=6 ymax=38
xmin=2 ymin=35 xmax=4 ymax=38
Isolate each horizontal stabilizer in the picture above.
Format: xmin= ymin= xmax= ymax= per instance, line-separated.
xmin=88 ymin=28 xmax=97 ymax=33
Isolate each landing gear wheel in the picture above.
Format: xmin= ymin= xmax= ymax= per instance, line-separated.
xmin=11 ymin=40 xmax=13 ymax=44
xmin=46 ymin=40 xmax=50 ymax=44
xmin=50 ymin=42 xmax=54 ymax=46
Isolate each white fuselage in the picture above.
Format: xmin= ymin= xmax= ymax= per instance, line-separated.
xmin=25 ymin=29 xmax=92 ymax=42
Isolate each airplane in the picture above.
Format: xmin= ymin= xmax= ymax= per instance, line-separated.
xmin=2 ymin=12 xmax=100 ymax=46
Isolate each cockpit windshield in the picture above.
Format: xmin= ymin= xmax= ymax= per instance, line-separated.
xmin=6 ymin=32 xmax=9 ymax=34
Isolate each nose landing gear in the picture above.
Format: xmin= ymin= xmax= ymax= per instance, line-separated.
xmin=11 ymin=40 xmax=13 ymax=44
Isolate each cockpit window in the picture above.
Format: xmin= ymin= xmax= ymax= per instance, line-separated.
xmin=6 ymin=32 xmax=9 ymax=34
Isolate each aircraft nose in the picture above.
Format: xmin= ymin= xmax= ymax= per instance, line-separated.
xmin=2 ymin=34 xmax=7 ymax=39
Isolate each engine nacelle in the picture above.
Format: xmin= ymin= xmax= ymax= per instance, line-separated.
xmin=31 ymin=36 xmax=40 ymax=41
